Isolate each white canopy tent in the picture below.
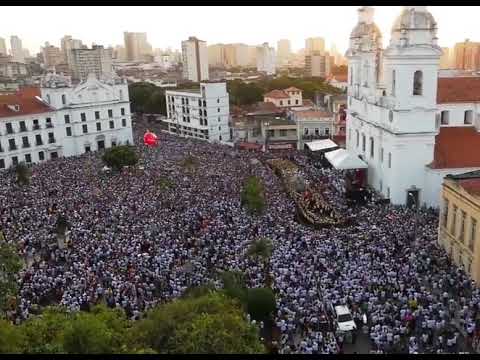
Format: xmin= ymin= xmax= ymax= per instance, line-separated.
xmin=306 ymin=139 xmax=338 ymax=152
xmin=325 ymin=149 xmax=368 ymax=170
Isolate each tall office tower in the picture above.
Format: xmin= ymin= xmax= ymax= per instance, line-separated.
xmin=256 ymin=42 xmax=276 ymax=75
xmin=61 ymin=35 xmax=84 ymax=65
xmin=305 ymin=51 xmax=331 ymax=77
xmin=277 ymin=39 xmax=291 ymax=65
xmin=42 ymin=42 xmax=63 ymax=67
xmin=181 ymin=36 xmax=209 ymax=82
xmin=305 ymin=37 xmax=325 ymax=56
xmin=70 ymin=45 xmax=113 ymax=81
xmin=10 ymin=35 xmax=25 ymax=63
xmin=454 ymin=40 xmax=480 ymax=71
xmin=123 ymin=32 xmax=151 ymax=62
xmin=0 ymin=37 xmax=6 ymax=56
xmin=233 ymin=43 xmax=249 ymax=67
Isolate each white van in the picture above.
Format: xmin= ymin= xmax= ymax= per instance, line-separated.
xmin=334 ymin=305 xmax=357 ymax=332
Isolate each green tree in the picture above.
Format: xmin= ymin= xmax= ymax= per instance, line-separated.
xmin=145 ymin=90 xmax=167 ymax=115
xmin=219 ymin=271 xmax=248 ymax=305
xmin=246 ymin=288 xmax=276 ymax=322
xmin=15 ymin=162 xmax=31 ymax=186
xmin=102 ymin=145 xmax=138 ymax=171
xmin=0 ymin=241 xmax=22 ymax=316
xmin=135 ymin=292 xmax=264 ymax=354
xmin=0 ymin=319 xmax=24 ymax=353
xmin=240 ymin=176 xmax=265 ymax=215
xmin=247 ymin=237 xmax=273 ymax=286
xmin=129 ymin=83 xmax=156 ymax=113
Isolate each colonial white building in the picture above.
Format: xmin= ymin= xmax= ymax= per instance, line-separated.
xmin=346 ymin=6 xmax=480 ymax=208
xmin=264 ymin=87 xmax=303 ymax=108
xmin=164 ymin=81 xmax=230 ymax=143
xmin=0 ymin=73 xmax=133 ymax=170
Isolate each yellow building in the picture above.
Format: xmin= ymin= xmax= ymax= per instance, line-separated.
xmin=439 ymin=170 xmax=480 ymax=282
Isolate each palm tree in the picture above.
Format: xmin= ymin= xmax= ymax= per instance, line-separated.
xmin=15 ymin=162 xmax=31 ymax=186
xmin=247 ymin=238 xmax=273 ymax=287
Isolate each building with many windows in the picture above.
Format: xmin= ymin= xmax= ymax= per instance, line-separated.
xmin=181 ymin=36 xmax=209 ymax=82
xmin=439 ymin=170 xmax=480 ymax=283
xmin=163 ymin=81 xmax=230 ymax=143
xmin=70 ymin=45 xmax=113 ymax=81
xmin=0 ymin=73 xmax=133 ymax=170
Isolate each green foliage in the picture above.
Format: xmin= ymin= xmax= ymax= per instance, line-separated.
xmin=247 ymin=238 xmax=272 ymax=261
xmin=240 ymin=176 xmax=265 ymax=215
xmin=227 ymin=80 xmax=264 ymax=106
xmin=135 ymin=292 xmax=264 ymax=354
xmin=182 ymin=283 xmax=216 ymax=299
xmin=219 ymin=271 xmax=248 ymax=305
xmin=180 ymin=155 xmax=200 ymax=172
xmin=0 ymin=319 xmax=24 ymax=353
xmin=0 ymin=242 xmax=22 ymax=315
xmin=15 ymin=162 xmax=31 ymax=186
xmin=128 ymin=82 xmax=157 ymax=113
xmin=246 ymin=288 xmax=276 ymax=322
xmin=102 ymin=145 xmax=138 ymax=171
xmin=144 ymin=89 xmax=166 ymax=115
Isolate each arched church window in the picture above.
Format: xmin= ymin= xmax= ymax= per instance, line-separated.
xmin=46 ymin=94 xmax=51 ymax=104
xmin=61 ymin=94 xmax=66 ymax=105
xmin=391 ymin=70 xmax=396 ymax=96
xmin=389 ymin=110 xmax=393 ymax=122
xmin=350 ymin=70 xmax=353 ymax=85
xmin=413 ymin=71 xmax=423 ymax=95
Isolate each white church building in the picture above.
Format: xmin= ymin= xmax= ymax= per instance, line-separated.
xmin=346 ymin=6 xmax=480 ymax=208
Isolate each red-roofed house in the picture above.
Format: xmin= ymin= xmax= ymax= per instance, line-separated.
xmin=264 ymin=87 xmax=303 ymax=108
xmin=327 ymin=74 xmax=348 ymax=91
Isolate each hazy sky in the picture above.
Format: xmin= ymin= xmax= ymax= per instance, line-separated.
xmin=1 ymin=6 xmax=479 ymax=54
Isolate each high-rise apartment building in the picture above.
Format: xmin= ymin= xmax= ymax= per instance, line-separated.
xmin=42 ymin=42 xmax=63 ymax=68
xmin=0 ymin=37 xmax=6 ymax=56
xmin=454 ymin=40 xmax=480 ymax=71
xmin=305 ymin=37 xmax=325 ymax=56
xmin=70 ymin=45 xmax=113 ymax=81
xmin=10 ymin=35 xmax=25 ymax=63
xmin=256 ymin=42 xmax=276 ymax=75
xmin=181 ymin=36 xmax=209 ymax=82
xmin=305 ymin=52 xmax=331 ymax=78
xmin=61 ymin=35 xmax=84 ymax=66
xmin=277 ymin=39 xmax=291 ymax=65
xmin=123 ymin=32 xmax=151 ymax=62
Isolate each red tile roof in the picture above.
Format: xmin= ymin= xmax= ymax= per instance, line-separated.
xmin=329 ymin=74 xmax=348 ymax=83
xmin=0 ymin=89 xmax=53 ymax=119
xmin=264 ymin=89 xmax=290 ymax=99
xmin=430 ymin=127 xmax=480 ymax=169
xmin=303 ymin=99 xmax=315 ymax=108
xmin=459 ymin=178 xmax=480 ymax=197
xmin=295 ymin=110 xmax=332 ymax=118
xmin=437 ymin=77 xmax=480 ymax=103
xmin=284 ymin=86 xmax=302 ymax=92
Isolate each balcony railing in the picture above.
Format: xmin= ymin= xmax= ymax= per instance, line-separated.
xmin=6 ymin=129 xmax=14 ymax=134
xmin=20 ymin=127 xmax=28 ymax=132
xmin=36 ymin=141 xmax=43 ymax=146
xmin=22 ymin=143 xmax=31 ymax=148
xmin=302 ymin=134 xmax=330 ymax=140
xmin=9 ymin=145 xmax=17 ymax=151
xmin=48 ymin=138 xmax=56 ymax=144
xmin=33 ymin=124 xmax=41 ymax=130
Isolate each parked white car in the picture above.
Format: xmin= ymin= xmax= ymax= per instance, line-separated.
xmin=334 ymin=305 xmax=357 ymax=332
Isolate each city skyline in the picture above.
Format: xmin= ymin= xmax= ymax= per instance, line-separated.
xmin=1 ymin=6 xmax=480 ymax=56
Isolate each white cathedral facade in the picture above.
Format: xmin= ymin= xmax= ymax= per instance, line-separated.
xmin=345 ymin=6 xmax=478 ymax=208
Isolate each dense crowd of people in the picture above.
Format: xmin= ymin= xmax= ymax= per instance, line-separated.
xmin=1 ymin=119 xmax=480 ymax=353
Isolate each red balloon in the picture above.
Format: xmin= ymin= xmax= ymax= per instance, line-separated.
xmin=143 ymin=131 xmax=158 ymax=147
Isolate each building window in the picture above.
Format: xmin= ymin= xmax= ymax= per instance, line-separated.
xmin=370 ymin=137 xmax=374 ymax=158
xmin=35 ymin=134 xmax=43 ymax=146
xmin=19 ymin=121 xmax=27 ymax=132
xmin=288 ymin=100 xmax=291 ymax=105
xmin=314 ymin=128 xmax=320 ymax=136
xmin=389 ymin=110 xmax=393 ymax=122
xmin=119 ymin=90 xmax=124 ymax=100
xmin=25 ymin=154 xmax=31 ymax=163
xmin=95 ymin=111 xmax=100 ymax=120
xmin=64 ymin=114 xmax=70 ymax=124
xmin=217 ymin=108 xmax=220 ymax=113
xmin=438 ymin=110 xmax=450 ymax=125
xmin=451 ymin=205 xmax=458 ymax=236
xmin=46 ymin=94 xmax=51 ymax=104
xmin=51 ymin=152 xmax=58 ymax=159
xmin=380 ymin=147 xmax=384 ymax=163
xmin=81 ymin=113 xmax=86 ymax=122
xmin=6 ymin=123 xmax=13 ymax=134
xmin=108 ymin=109 xmax=113 ymax=118
xmin=304 ymin=128 xmax=309 ymax=135
xmin=82 ymin=124 xmax=88 ymax=134
xmin=38 ymin=151 xmax=44 ymax=161
xmin=62 ymin=94 xmax=66 ymax=105
xmin=280 ymin=129 xmax=287 ymax=137
xmin=198 ymin=99 xmax=202 ymax=107
xmin=325 ymin=128 xmax=330 ymax=136
xmin=22 ymin=136 xmax=30 ymax=148
xmin=356 ymin=130 xmax=359 ymax=147
xmin=361 ymin=134 xmax=366 ymax=152
xmin=8 ymin=139 xmax=16 ymax=151
xmin=295 ymin=99 xmax=299 ymax=105
xmin=121 ymin=108 xmax=125 ymax=116
xmin=11 ymin=156 xmax=18 ymax=166
xmin=388 ymin=152 xmax=392 ymax=168
xmin=0 ymin=159 xmax=4 ymax=169
xmin=96 ymin=122 xmax=101 ymax=131
xmin=391 ymin=70 xmax=396 ymax=96
xmin=66 ymin=127 xmax=72 ymax=137
xmin=33 ymin=119 xmax=39 ymax=130
xmin=217 ymin=98 xmax=220 ymax=103
xmin=48 ymin=132 xmax=55 ymax=144
xmin=109 ymin=120 xmax=114 ymax=129
xmin=413 ymin=70 xmax=423 ymax=96
xmin=460 ymin=210 xmax=466 ymax=243
xmin=122 ymin=118 xmax=127 ymax=127
xmin=464 ymin=110 xmax=473 ymax=125
xmin=280 ymin=101 xmax=283 ymax=106
xmin=470 ymin=218 xmax=477 ymax=251
xmin=203 ymin=110 xmax=207 ymax=117
xmin=46 ymin=118 xmax=53 ymax=128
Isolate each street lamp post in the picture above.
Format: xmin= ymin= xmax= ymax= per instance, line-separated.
xmin=409 ymin=193 xmax=419 ymax=247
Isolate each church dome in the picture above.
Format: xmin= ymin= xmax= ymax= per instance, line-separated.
xmin=348 ymin=7 xmax=382 ymax=54
xmin=390 ymin=6 xmax=438 ymax=47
